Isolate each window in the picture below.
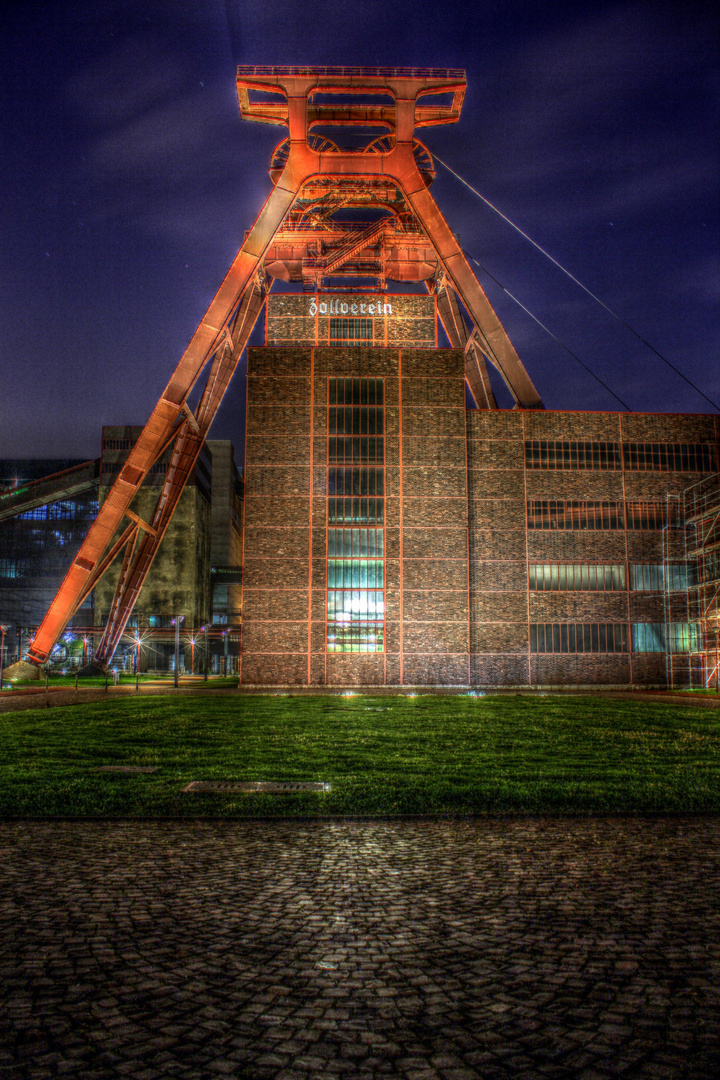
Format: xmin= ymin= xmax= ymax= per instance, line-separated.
xmin=530 ymin=623 xmax=628 ymax=653
xmin=329 ymin=378 xmax=383 ymax=405
xmin=525 ymin=441 xmax=621 ymax=470
xmin=527 ymin=500 xmax=623 ymax=530
xmin=48 ymin=501 xmax=78 ymax=520
xmin=629 ymin=564 xmax=690 ymax=591
xmin=622 ymin=443 xmax=715 ymax=472
xmin=327 ymin=467 xmax=383 ymax=496
xmin=524 ymin=440 xmax=716 ymax=472
xmin=329 ymin=318 xmax=373 ymax=346
xmin=329 ymin=407 xmax=384 ymax=435
xmin=102 ymin=438 xmax=135 ymax=451
xmin=624 ymin=502 xmax=675 ymax=530
xmin=527 ymin=500 xmax=673 ymax=531
xmin=328 ymin=528 xmax=384 ymax=558
xmin=328 ymin=498 xmax=384 ymax=524
xmin=529 ymin=564 xmax=625 ymax=591
xmin=329 ymin=436 xmax=384 ymax=463
xmin=632 ymin=622 xmax=698 ymax=653
xmin=0 ymin=559 xmax=28 ymax=578
xmin=327 ymin=379 xmax=384 ymax=652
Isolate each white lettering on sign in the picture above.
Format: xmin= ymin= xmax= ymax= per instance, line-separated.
xmin=309 ymin=298 xmax=393 ymax=317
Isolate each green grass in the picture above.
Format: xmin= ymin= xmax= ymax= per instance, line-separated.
xmin=5 ymin=674 xmax=239 ymax=689
xmin=1 ymin=693 xmax=719 ymax=818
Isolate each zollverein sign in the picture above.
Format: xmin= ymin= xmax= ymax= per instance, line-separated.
xmin=266 ymin=293 xmax=437 ymax=348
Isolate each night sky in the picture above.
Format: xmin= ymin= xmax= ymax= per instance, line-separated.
xmin=1 ymin=0 xmax=718 ymax=463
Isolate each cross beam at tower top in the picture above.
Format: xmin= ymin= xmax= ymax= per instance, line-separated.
xmin=26 ymin=65 xmax=543 ymax=669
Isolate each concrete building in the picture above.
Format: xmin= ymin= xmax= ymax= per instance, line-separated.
xmin=207 ymin=440 xmax=243 ymax=628
xmin=93 ymin=427 xmax=214 ymax=633
xmin=0 ymin=435 xmax=243 ymax=671
xmin=239 ymin=301 xmax=719 ymax=689
xmin=0 ymin=460 xmax=99 ymax=646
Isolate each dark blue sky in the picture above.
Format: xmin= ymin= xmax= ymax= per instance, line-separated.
xmin=1 ymin=0 xmax=718 ymax=460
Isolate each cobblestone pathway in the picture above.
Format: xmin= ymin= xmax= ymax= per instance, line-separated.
xmin=1 ymin=818 xmax=719 ymax=1079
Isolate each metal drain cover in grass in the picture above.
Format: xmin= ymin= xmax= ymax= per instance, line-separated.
xmin=96 ymin=765 xmax=158 ymax=774
xmin=182 ymin=780 xmax=330 ymax=794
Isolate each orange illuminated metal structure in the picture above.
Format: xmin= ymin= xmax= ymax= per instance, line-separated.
xmin=27 ymin=65 xmax=543 ymax=668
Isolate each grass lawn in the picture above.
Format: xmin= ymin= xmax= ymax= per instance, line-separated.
xmin=7 ymin=674 xmax=239 ymax=689
xmin=1 ymin=692 xmax=719 ymax=818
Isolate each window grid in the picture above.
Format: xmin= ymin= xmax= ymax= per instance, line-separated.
xmin=529 ymin=564 xmax=626 ymax=591
xmin=629 ymin=564 xmax=690 ymax=591
xmin=524 ymin=440 xmax=715 ymax=472
xmin=329 ymin=378 xmax=383 ymax=405
xmin=328 ymin=436 xmax=384 ymax=463
xmin=530 ymin=623 xmax=629 ymax=654
xmin=327 ymin=467 xmax=384 ymax=497
xmin=622 ymin=443 xmax=715 ymax=472
xmin=632 ymin=622 xmax=699 ymax=653
xmin=329 ymin=407 xmax=384 ymax=435
xmin=329 ymin=318 xmax=373 ymax=346
xmin=525 ymin=441 xmax=621 ymax=470
xmin=527 ymin=500 xmax=676 ymax=531
xmin=327 ymin=379 xmax=385 ymax=653
xmin=0 ymin=558 xmax=29 ymax=579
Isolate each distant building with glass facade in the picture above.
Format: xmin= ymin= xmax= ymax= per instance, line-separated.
xmin=0 ymin=461 xmax=99 ymax=641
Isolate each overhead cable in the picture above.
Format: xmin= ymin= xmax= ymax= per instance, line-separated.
xmin=463 ymin=250 xmax=632 ymax=412
xmin=433 ymin=153 xmax=720 ymax=412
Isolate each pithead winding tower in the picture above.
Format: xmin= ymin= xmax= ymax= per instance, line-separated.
xmin=27 ymin=66 xmax=543 ymax=668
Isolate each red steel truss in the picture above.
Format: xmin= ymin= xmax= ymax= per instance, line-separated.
xmin=27 ymin=65 xmax=542 ymax=667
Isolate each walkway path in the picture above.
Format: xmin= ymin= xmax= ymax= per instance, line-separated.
xmin=1 ymin=818 xmax=719 ymax=1078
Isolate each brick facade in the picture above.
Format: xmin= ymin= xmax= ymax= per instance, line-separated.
xmin=241 ymin=347 xmax=719 ymax=688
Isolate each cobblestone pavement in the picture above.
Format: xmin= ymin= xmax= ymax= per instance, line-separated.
xmin=1 ymin=819 xmax=719 ymax=1080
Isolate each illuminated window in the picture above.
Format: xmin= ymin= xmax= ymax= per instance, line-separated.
xmin=327 ymin=379 xmax=384 ymax=652
xmin=530 ymin=623 xmax=628 ymax=653
xmin=629 ymin=564 xmax=690 ymax=590
xmin=529 ymin=564 xmax=625 ymax=591
xmin=632 ymin=622 xmax=698 ymax=653
xmin=0 ymin=559 xmax=29 ymax=578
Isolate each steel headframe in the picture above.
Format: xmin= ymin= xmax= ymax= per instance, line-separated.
xmin=27 ymin=65 xmax=543 ymax=668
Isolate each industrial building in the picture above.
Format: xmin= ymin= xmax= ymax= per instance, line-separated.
xmin=239 ymin=326 xmax=719 ymax=688
xmin=0 ymin=436 xmax=242 ymax=672
xmin=18 ymin=65 xmax=720 ymax=688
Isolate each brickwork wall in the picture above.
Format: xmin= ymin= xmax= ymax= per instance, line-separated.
xmin=242 ymin=353 xmax=718 ymax=689
xmin=240 ymin=344 xmax=469 ymax=686
xmin=468 ymin=409 xmax=719 ymax=687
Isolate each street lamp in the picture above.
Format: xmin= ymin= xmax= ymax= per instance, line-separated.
xmin=0 ymin=624 xmax=10 ymax=689
xmin=172 ymin=616 xmax=184 ymax=688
